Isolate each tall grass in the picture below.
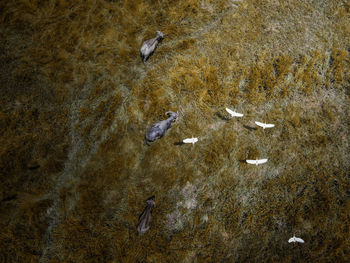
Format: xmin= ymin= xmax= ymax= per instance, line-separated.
xmin=0 ymin=0 xmax=349 ymax=261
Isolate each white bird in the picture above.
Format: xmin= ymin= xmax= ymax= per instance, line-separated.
xmin=225 ymin=107 xmax=243 ymax=117
xmin=246 ymin=159 xmax=268 ymax=165
xmin=288 ymin=236 xmax=304 ymax=243
xmin=183 ymin=137 xmax=198 ymax=144
xmin=255 ymin=121 xmax=275 ymax=129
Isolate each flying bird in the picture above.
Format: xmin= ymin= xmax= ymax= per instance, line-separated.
xmin=183 ymin=137 xmax=198 ymax=144
xmin=288 ymin=236 xmax=304 ymax=243
xmin=226 ymin=107 xmax=243 ymax=117
xmin=255 ymin=121 xmax=275 ymax=129
xmin=246 ymin=159 xmax=268 ymax=165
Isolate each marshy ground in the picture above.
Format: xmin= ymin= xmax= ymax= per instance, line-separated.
xmin=1 ymin=0 xmax=350 ymax=262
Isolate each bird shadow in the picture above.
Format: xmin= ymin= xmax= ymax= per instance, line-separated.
xmin=238 ymin=159 xmax=246 ymax=163
xmin=215 ymin=112 xmax=230 ymax=121
xmin=243 ymin=125 xmax=257 ymax=131
xmin=174 ymin=141 xmax=185 ymax=146
xmin=2 ymin=194 xmax=17 ymax=202
xmin=28 ymin=164 xmax=40 ymax=170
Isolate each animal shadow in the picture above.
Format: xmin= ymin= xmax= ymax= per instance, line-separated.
xmin=215 ymin=112 xmax=230 ymax=121
xmin=243 ymin=125 xmax=257 ymax=131
xmin=174 ymin=141 xmax=185 ymax=146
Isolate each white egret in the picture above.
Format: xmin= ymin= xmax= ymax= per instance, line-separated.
xmin=255 ymin=121 xmax=275 ymax=129
xmin=246 ymin=159 xmax=268 ymax=165
xmin=183 ymin=137 xmax=198 ymax=144
xmin=288 ymin=236 xmax=304 ymax=243
xmin=225 ymin=107 xmax=243 ymax=117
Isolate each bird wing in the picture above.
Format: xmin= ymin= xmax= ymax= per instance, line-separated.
xmin=225 ymin=108 xmax=234 ymax=116
xmin=295 ymin=237 xmax=304 ymax=243
xmin=233 ymin=112 xmax=243 ymax=117
xmin=226 ymin=108 xmax=243 ymax=117
xmin=265 ymin=124 xmax=275 ymax=128
xmin=257 ymin=159 xmax=268 ymax=164
xmin=183 ymin=138 xmax=197 ymax=143
xmin=288 ymin=237 xmax=296 ymax=243
xmin=246 ymin=160 xmax=256 ymax=164
xmin=255 ymin=121 xmax=265 ymax=127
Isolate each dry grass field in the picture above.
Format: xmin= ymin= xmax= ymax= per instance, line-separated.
xmin=1 ymin=0 xmax=350 ymax=262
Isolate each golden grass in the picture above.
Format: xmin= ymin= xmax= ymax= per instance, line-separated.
xmin=0 ymin=0 xmax=350 ymax=261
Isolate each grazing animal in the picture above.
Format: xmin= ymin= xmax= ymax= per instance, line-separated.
xmin=145 ymin=111 xmax=178 ymax=145
xmin=140 ymin=31 xmax=165 ymax=63
xmin=137 ymin=196 xmax=155 ymax=235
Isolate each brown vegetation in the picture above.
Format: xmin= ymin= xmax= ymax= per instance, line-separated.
xmin=1 ymin=0 xmax=349 ymax=262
